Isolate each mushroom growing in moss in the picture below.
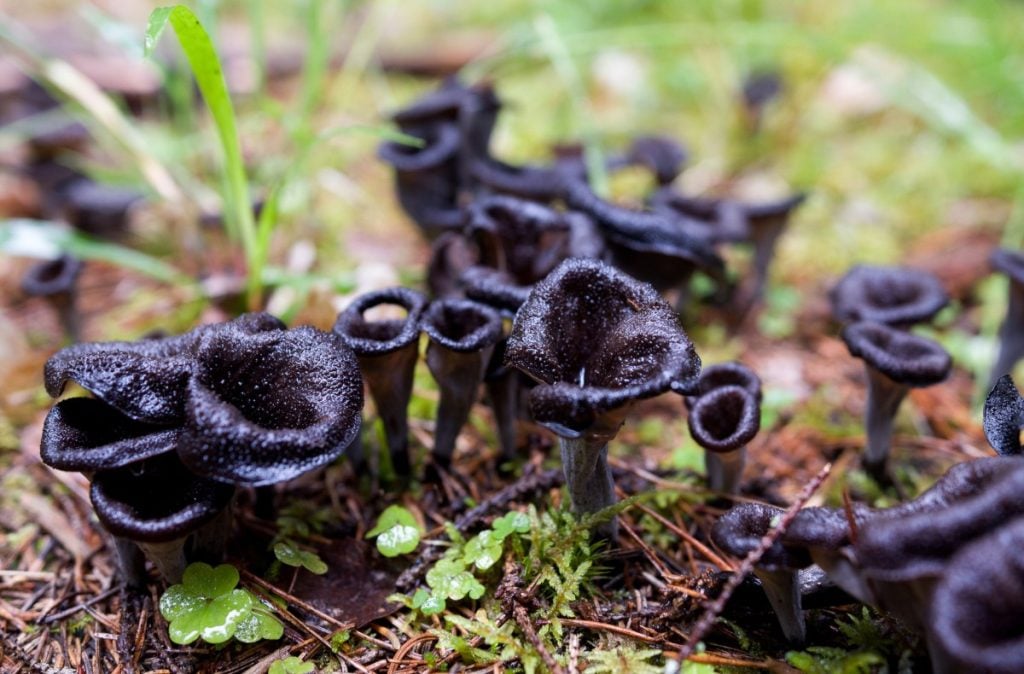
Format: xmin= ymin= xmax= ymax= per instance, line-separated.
xmin=830 ymin=264 xmax=949 ymax=328
xmin=421 ymin=298 xmax=503 ymax=471
xmin=505 ymin=258 xmax=701 ymax=537
xmin=687 ymin=385 xmax=760 ymax=495
xmin=333 ymin=287 xmax=427 ymax=477
xmin=21 ymin=254 xmax=83 ymax=342
xmin=841 ymin=321 xmax=951 ymax=477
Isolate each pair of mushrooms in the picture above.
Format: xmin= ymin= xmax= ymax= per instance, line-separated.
xmin=40 ymin=313 xmax=363 ymax=585
xmin=830 ymin=265 xmax=952 ymax=476
xmin=333 ymin=288 xmax=503 ymax=476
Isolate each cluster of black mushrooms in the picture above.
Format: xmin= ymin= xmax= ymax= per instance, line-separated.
xmin=35 ymin=77 xmax=1024 ymax=670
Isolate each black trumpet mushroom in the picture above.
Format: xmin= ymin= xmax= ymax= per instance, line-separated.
xmin=333 ymin=287 xmax=427 ymax=476
xmin=505 ymin=258 xmax=701 ymax=538
xmin=840 ymin=321 xmax=951 ymax=476
xmin=711 ymin=503 xmax=811 ymax=643
xmin=62 ymin=180 xmax=144 ymax=238
xmin=683 ymin=361 xmax=762 ymax=409
xmin=830 ymin=264 xmax=949 ymax=328
xmin=606 ymin=135 xmax=688 ymax=187
xmin=983 ymin=374 xmax=1024 ymax=456
xmin=21 ymin=254 xmax=83 ymax=342
xmin=929 ymin=516 xmax=1024 ymax=674
xmin=91 ymin=453 xmax=235 ymax=586
xmin=176 ymin=322 xmax=364 ymax=486
xmin=989 ymin=248 xmax=1024 ymax=386
xmin=421 ymin=298 xmax=503 ymax=470
xmin=687 ymin=385 xmax=760 ymax=495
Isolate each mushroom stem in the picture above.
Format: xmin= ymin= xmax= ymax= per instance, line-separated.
xmin=705 ymin=448 xmax=746 ymax=495
xmin=428 ymin=346 xmax=491 ymax=467
xmin=191 ymin=501 xmax=233 ymax=564
xmin=754 ymin=568 xmax=806 ymax=644
xmin=112 ymin=536 xmax=148 ymax=588
xmin=559 ymin=435 xmax=617 ymax=540
xmin=990 ymin=279 xmax=1024 ymax=387
xmin=863 ymin=366 xmax=909 ymax=476
xmin=360 ymin=345 xmax=420 ymax=476
xmin=138 ymin=538 xmax=188 ymax=584
xmin=486 ymin=368 xmax=520 ymax=464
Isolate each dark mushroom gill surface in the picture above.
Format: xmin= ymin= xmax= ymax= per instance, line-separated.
xmin=841 ymin=321 xmax=951 ymax=386
xmin=688 ymin=385 xmax=760 ymax=453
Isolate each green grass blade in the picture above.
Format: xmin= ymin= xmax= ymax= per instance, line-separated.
xmin=146 ymin=5 xmax=259 ymax=308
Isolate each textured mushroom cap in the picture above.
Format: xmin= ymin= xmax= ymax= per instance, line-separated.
xmin=91 ymin=453 xmax=234 ymax=543
xmin=688 ymin=385 xmax=760 ymax=453
xmin=841 ymin=321 xmax=951 ymax=386
xmin=21 ymin=255 xmax=82 ymax=297
xmin=460 ymin=266 xmax=533 ymax=314
xmin=562 ymin=178 xmax=724 ymax=279
xmin=649 ymin=189 xmax=749 ymax=245
xmin=43 ymin=313 xmax=285 ymax=424
xmin=830 ymin=265 xmax=949 ymax=326
xmin=505 ymin=258 xmax=702 ymax=432
xmin=711 ymin=503 xmax=811 ymax=571
xmin=930 ymin=517 xmax=1024 ymax=673
xmin=785 ymin=505 xmax=873 ymax=551
xmin=990 ymin=247 xmax=1024 ymax=285
xmin=469 ymin=156 xmax=577 ymax=202
xmin=41 ymin=397 xmax=179 ymax=472
xmin=391 ymin=79 xmax=499 ymax=129
xmin=333 ymin=287 xmax=427 ymax=357
xmin=177 ymin=324 xmax=363 ymax=486
xmin=378 ymin=122 xmax=461 ymax=173
xmin=854 ymin=459 xmax=1024 ymax=582
xmin=689 ymin=361 xmax=762 ymax=403
xmin=608 ymin=135 xmax=688 ymax=186
xmin=421 ymin=298 xmax=503 ymax=353
xmin=466 ymin=195 xmax=570 ymax=279
xmin=984 ymin=374 xmax=1024 ymax=456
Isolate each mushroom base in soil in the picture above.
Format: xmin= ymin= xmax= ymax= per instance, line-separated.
xmin=862 ymin=366 xmax=909 ymax=476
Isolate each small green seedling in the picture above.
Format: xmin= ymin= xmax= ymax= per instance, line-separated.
xmin=367 ymin=505 xmax=422 ymax=557
xmin=159 ymin=562 xmax=283 ymax=645
xmin=268 ymin=656 xmax=315 ymax=674
xmin=273 ymin=540 xmax=328 ymax=575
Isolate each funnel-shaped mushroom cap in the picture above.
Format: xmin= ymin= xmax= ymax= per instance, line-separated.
xmin=990 ymin=248 xmax=1024 ymax=283
xmin=784 ymin=505 xmax=874 ymax=551
xmin=333 ymin=287 xmax=427 ymax=356
xmin=460 ymin=266 xmax=533 ymax=314
xmin=830 ymin=265 xmax=949 ymax=326
xmin=685 ymin=361 xmax=762 ymax=408
xmin=506 ymin=258 xmax=701 ymax=433
xmin=62 ymin=181 xmax=144 ymax=237
xmin=178 ymin=324 xmax=363 ymax=486
xmin=854 ymin=459 xmax=1024 ymax=582
xmin=391 ymin=78 xmax=500 ymax=146
xmin=711 ymin=503 xmax=811 ymax=572
xmin=841 ymin=322 xmax=951 ymax=387
xmin=984 ymin=375 xmax=1024 ymax=456
xmin=688 ymin=385 xmax=760 ymax=453
xmin=21 ymin=255 xmax=82 ymax=297
xmin=470 ymin=155 xmax=582 ymax=202
xmin=608 ymin=135 xmax=688 ymax=186
xmin=43 ymin=313 xmax=285 ymax=424
xmin=421 ymin=298 xmax=503 ymax=352
xmin=466 ymin=195 xmax=570 ymax=277
xmin=930 ymin=517 xmax=1024 ymax=674
xmin=41 ymin=397 xmax=179 ymax=472
xmin=378 ymin=123 xmax=463 ymax=234
xmin=91 ymin=453 xmax=234 ymax=543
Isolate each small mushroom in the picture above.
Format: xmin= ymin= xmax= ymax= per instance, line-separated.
xmin=683 ymin=361 xmax=762 ymax=410
xmin=176 ymin=323 xmax=364 ymax=486
xmin=21 ymin=254 xmax=83 ymax=342
xmin=711 ymin=503 xmax=812 ymax=643
xmin=740 ymin=70 xmax=783 ymax=132
xmin=830 ymin=264 xmax=949 ymax=328
xmin=421 ymin=298 xmax=503 ymax=470
xmin=505 ymin=258 xmax=701 ymax=537
xmin=989 ymin=248 xmax=1024 ymax=386
xmin=90 ymin=453 xmax=235 ymax=585
xmin=333 ymin=287 xmax=427 ymax=476
xmin=687 ymin=385 xmax=760 ymax=494
xmin=840 ymin=321 xmax=951 ymax=476
xmin=61 ymin=180 xmax=144 ymax=238
xmin=606 ymin=135 xmax=688 ymax=187
xmin=983 ymin=374 xmax=1024 ymax=456
xmin=928 ymin=516 xmax=1024 ymax=674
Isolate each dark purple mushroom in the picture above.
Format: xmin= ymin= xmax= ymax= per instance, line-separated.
xmin=929 ymin=516 xmax=1024 ymax=674
xmin=989 ymin=248 xmax=1024 ymax=386
xmin=841 ymin=321 xmax=951 ymax=476
xmin=687 ymin=385 xmax=760 ymax=494
xmin=648 ymin=188 xmax=749 ymax=245
xmin=711 ymin=503 xmax=811 ymax=642
xmin=983 ymin=374 xmax=1024 ymax=456
xmin=505 ymin=258 xmax=701 ymax=537
xmin=333 ymin=287 xmax=427 ymax=476
xmin=606 ymin=135 xmax=688 ymax=187
xmin=562 ymin=177 xmax=726 ymax=306
xmin=830 ymin=265 xmax=949 ymax=328
xmin=91 ymin=453 xmax=235 ymax=585
xmin=683 ymin=360 xmax=762 ymax=410
xmin=177 ymin=323 xmax=364 ymax=486
xmin=21 ymin=254 xmax=83 ymax=341
xmin=61 ymin=180 xmax=144 ymax=238
xmin=740 ymin=70 xmax=783 ymax=131
xmin=421 ymin=298 xmax=503 ymax=470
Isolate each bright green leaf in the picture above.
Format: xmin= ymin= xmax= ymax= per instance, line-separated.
xmin=368 ymin=505 xmax=422 ymax=557
xmin=234 ymin=605 xmax=284 ymax=643
xmin=182 ymin=562 xmax=239 ymax=598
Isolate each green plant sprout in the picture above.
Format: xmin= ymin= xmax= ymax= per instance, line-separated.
xmin=270 ymin=502 xmax=331 ymax=575
xmin=158 ymin=562 xmax=283 ymax=645
xmin=268 ymin=656 xmax=315 ymax=674
xmin=272 ymin=540 xmax=328 ymax=575
xmin=367 ymin=505 xmax=423 ymax=558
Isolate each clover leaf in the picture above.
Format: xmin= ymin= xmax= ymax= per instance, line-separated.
xmin=463 ymin=530 xmax=503 ymax=571
xmin=410 ymin=587 xmax=446 ymax=615
xmin=426 ymin=557 xmax=485 ymax=601
xmin=158 ymin=562 xmax=283 ymax=645
xmin=492 ymin=511 xmax=530 ymax=540
xmin=273 ymin=540 xmax=328 ymax=574
xmin=367 ymin=505 xmax=422 ymax=557
xmin=269 ymin=656 xmax=315 ymax=674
